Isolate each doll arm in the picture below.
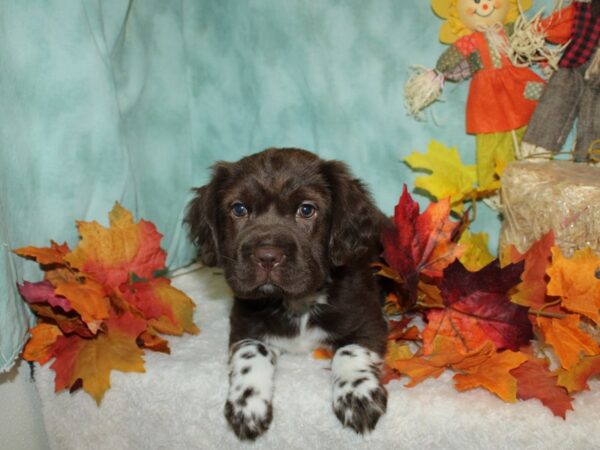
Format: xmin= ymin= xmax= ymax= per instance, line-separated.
xmin=539 ymin=4 xmax=576 ymax=45
xmin=403 ymin=43 xmax=474 ymax=119
xmin=435 ymin=45 xmax=473 ymax=82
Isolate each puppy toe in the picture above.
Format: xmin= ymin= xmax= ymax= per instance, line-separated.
xmin=333 ymin=383 xmax=387 ymax=433
xmin=224 ymin=395 xmax=273 ymax=440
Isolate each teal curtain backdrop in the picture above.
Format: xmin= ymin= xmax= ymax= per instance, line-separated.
xmin=0 ymin=0 xmax=554 ymax=371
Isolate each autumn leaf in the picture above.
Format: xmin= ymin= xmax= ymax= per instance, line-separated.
xmin=453 ymin=350 xmax=528 ymax=402
xmin=54 ymin=278 xmax=110 ymax=334
xmin=141 ymin=278 xmax=199 ymax=335
xmin=13 ymin=241 xmax=70 ymax=266
xmin=386 ymin=337 xmax=451 ymax=387
xmin=65 ymin=203 xmax=166 ymax=291
xmin=501 ymin=232 xmax=554 ymax=311
xmin=121 ymin=277 xmax=199 ymax=335
xmin=546 ymin=247 xmax=600 ymax=324
xmin=510 ymin=359 xmax=574 ymax=418
xmin=404 ymin=140 xmax=477 ymax=213
xmin=404 ymin=140 xmax=500 ymax=211
xmin=27 ymin=304 xmax=93 ymax=338
xmin=422 ymin=260 xmax=533 ymax=354
xmin=388 ymin=336 xmax=495 ymax=387
xmin=380 ymin=186 xmax=463 ymax=309
xmin=458 ymin=231 xmax=495 ymax=272
xmin=138 ymin=330 xmax=171 ymax=354
xmin=51 ymin=312 xmax=146 ymax=404
xmin=537 ymin=315 xmax=600 ymax=370
xmin=22 ymin=324 xmax=63 ymax=365
xmin=388 ymin=318 xmax=421 ymax=341
xmin=313 ymin=347 xmax=334 ymax=360
xmin=18 ymin=280 xmax=72 ymax=312
xmin=557 ymin=355 xmax=600 ymax=393
xmin=15 ymin=203 xmax=200 ymax=405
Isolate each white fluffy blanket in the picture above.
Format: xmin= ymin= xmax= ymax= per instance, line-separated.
xmin=35 ymin=266 xmax=600 ymax=449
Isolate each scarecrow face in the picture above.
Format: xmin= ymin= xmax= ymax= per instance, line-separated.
xmin=456 ymin=0 xmax=510 ymax=31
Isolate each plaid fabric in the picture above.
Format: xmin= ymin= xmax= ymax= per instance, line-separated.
xmin=559 ymin=1 xmax=600 ymax=68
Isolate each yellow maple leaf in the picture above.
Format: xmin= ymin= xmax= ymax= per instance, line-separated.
xmin=546 ymin=247 xmax=600 ymax=324
xmin=458 ymin=231 xmax=495 ymax=272
xmin=65 ymin=203 xmax=166 ymax=291
xmin=52 ymin=312 xmax=146 ymax=405
xmin=404 ymin=140 xmax=477 ymax=213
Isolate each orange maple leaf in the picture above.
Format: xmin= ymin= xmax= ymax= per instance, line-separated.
xmin=501 ymin=231 xmax=554 ymax=310
xmin=65 ymin=203 xmax=166 ymax=291
xmin=537 ymin=315 xmax=600 ymax=370
xmin=546 ymin=247 xmax=600 ymax=324
xmin=510 ymin=359 xmax=574 ymax=419
xmin=13 ymin=240 xmax=70 ymax=266
xmin=557 ymin=355 xmax=600 ymax=393
xmin=453 ymin=350 xmax=529 ymax=403
xmin=53 ymin=278 xmax=110 ymax=334
xmin=387 ymin=336 xmax=495 ymax=387
xmin=22 ymin=323 xmax=63 ymax=365
xmin=51 ymin=312 xmax=147 ymax=404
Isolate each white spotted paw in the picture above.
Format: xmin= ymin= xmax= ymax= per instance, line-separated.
xmin=224 ymin=340 xmax=277 ymax=440
xmin=331 ymin=345 xmax=388 ymax=434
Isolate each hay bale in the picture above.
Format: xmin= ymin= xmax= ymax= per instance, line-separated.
xmin=500 ymin=160 xmax=600 ymax=256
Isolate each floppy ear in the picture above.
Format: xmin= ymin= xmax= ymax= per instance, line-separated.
xmin=184 ymin=163 xmax=232 ymax=267
xmin=184 ymin=186 xmax=219 ymax=266
xmin=321 ymin=161 xmax=387 ymax=267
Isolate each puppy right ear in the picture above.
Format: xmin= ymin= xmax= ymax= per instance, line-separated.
xmin=185 ymin=185 xmax=219 ymax=267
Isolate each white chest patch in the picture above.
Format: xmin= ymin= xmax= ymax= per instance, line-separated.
xmin=264 ymin=293 xmax=329 ymax=354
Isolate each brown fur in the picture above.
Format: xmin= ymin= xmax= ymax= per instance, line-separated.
xmin=185 ymin=148 xmax=388 ymax=354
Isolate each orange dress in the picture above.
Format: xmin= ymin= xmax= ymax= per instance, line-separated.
xmin=454 ymin=31 xmax=545 ymax=135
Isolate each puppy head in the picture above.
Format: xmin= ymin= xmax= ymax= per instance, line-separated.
xmin=185 ymin=148 xmax=384 ymax=300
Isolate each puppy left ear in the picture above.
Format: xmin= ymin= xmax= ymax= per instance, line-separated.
xmin=322 ymin=161 xmax=387 ymax=267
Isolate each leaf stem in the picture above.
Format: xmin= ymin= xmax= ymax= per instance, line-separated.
xmin=529 ymin=309 xmax=567 ymax=319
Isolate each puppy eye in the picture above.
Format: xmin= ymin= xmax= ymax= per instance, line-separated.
xmin=231 ymin=202 xmax=248 ymax=218
xmin=296 ymin=202 xmax=317 ymax=219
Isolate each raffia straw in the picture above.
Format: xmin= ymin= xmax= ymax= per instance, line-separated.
xmin=404 ymin=65 xmax=445 ymax=119
xmin=588 ymin=139 xmax=600 ymax=163
xmin=509 ymin=10 xmax=568 ymax=70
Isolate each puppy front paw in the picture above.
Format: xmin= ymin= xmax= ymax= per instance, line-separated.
xmin=225 ymin=340 xmax=277 ymax=440
xmin=224 ymin=390 xmax=273 ymax=440
xmin=333 ymin=381 xmax=387 ymax=434
xmin=331 ymin=345 xmax=388 ymax=434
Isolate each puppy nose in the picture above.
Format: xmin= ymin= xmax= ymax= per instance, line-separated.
xmin=253 ymin=246 xmax=285 ymax=270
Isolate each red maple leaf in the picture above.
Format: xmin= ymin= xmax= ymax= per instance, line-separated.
xmin=380 ymin=185 xmax=463 ymax=306
xmin=422 ymin=260 xmax=533 ymax=354
xmin=511 ymin=359 xmax=574 ymax=419
xmin=18 ymin=280 xmax=73 ymax=312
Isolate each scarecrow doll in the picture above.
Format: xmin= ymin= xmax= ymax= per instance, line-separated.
xmin=521 ymin=0 xmax=600 ymax=162
xmin=405 ymin=0 xmax=544 ymax=189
